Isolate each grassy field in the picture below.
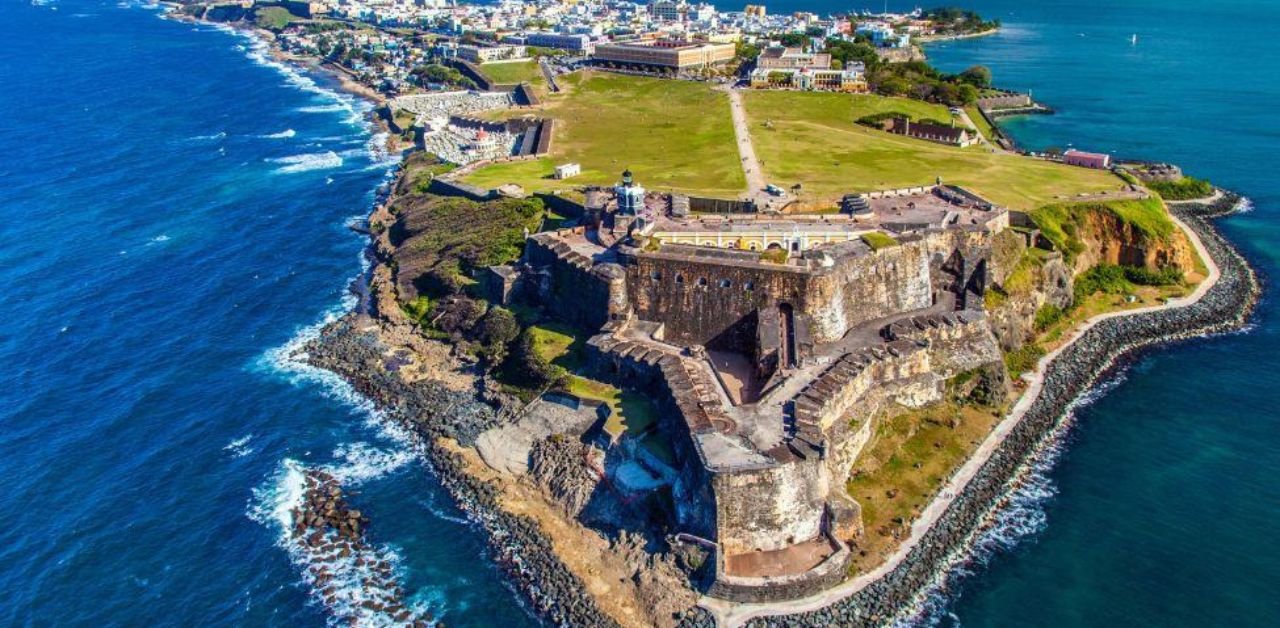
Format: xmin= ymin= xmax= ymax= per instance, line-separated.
xmin=964 ymin=104 xmax=997 ymax=141
xmin=846 ymin=403 xmax=999 ymax=574
xmin=526 ymin=323 xmax=660 ymax=439
xmin=741 ymin=91 xmax=1125 ymax=209
xmin=463 ymin=72 xmax=744 ymax=196
xmin=479 ymin=60 xmax=545 ymax=86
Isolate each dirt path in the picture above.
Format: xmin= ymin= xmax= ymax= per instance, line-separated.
xmin=702 ymin=210 xmax=1223 ymax=626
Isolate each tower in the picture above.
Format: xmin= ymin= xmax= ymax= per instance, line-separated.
xmin=615 ymin=168 xmax=645 ymax=215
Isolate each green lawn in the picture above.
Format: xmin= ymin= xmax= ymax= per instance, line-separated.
xmin=479 ymin=60 xmax=545 ymax=86
xmin=527 ymin=322 xmax=660 ymax=438
xmin=742 ymin=91 xmax=1126 ymax=209
xmin=463 ymin=72 xmax=745 ymax=196
xmin=846 ymin=403 xmax=999 ymax=574
xmin=528 ymin=322 xmax=584 ymax=371
xmin=253 ymin=7 xmax=298 ymax=31
xmin=964 ymin=104 xmax=997 ymax=141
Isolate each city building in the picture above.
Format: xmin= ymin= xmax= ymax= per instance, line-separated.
xmin=749 ymin=46 xmax=867 ymax=92
xmin=525 ymin=31 xmax=593 ymax=53
xmin=592 ymin=39 xmax=735 ymax=70
xmin=755 ymin=46 xmax=832 ymax=70
xmin=457 ymin=44 xmax=528 ymax=64
xmin=885 ymin=118 xmax=975 ymax=147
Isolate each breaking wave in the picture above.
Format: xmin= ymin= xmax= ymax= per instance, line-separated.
xmin=249 ymin=458 xmax=434 ymax=626
xmin=1233 ymin=196 xmax=1254 ymax=214
xmin=902 ymin=369 xmax=1131 ymax=626
xmin=269 ymin=151 xmax=343 ymax=174
xmin=263 ymin=128 xmax=297 ymax=139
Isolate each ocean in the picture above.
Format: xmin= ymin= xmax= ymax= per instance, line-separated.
xmin=0 ymin=2 xmax=530 ymax=625
xmin=2 ymin=0 xmax=1277 ymax=626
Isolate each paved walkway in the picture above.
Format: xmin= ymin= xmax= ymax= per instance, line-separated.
xmin=702 ymin=211 xmax=1223 ymax=626
xmin=722 ymin=87 xmax=764 ymax=195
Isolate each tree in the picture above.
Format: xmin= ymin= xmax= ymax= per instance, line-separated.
xmin=477 ymin=307 xmax=520 ymax=365
xmin=504 ymin=329 xmax=566 ymax=390
xmin=959 ymin=65 xmax=992 ymax=88
xmin=777 ymin=33 xmax=808 ymax=49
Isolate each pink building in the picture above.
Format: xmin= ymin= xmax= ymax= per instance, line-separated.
xmin=1063 ymin=149 xmax=1112 ymax=169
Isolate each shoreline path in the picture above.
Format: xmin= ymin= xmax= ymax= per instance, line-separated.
xmin=702 ymin=210 xmax=1223 ymax=626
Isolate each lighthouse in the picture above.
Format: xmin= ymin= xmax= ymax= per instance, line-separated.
xmin=614 ymin=168 xmax=646 ymax=215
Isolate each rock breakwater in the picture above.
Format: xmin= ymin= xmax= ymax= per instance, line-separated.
xmin=301 ymin=317 xmax=620 ymax=627
xmin=695 ymin=200 xmax=1259 ymax=628
xmin=287 ymin=468 xmax=430 ymax=626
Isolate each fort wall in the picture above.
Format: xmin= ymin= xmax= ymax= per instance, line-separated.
xmin=524 ymin=231 xmax=625 ymax=330
xmin=712 ymin=458 xmax=828 ymax=555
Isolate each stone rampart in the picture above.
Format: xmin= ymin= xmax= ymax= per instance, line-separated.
xmin=884 ymin=311 xmax=1003 ymax=377
xmin=525 ymin=231 xmax=624 ymax=330
xmin=625 ymin=239 xmax=935 ymax=347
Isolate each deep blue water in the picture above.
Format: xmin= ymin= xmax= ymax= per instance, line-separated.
xmin=0 ymin=2 xmax=530 ymax=625
xmin=4 ymin=0 xmax=1278 ymax=626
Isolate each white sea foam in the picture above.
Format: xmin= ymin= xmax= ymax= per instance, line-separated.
xmin=224 ymin=434 xmax=256 ymax=459
xmin=902 ymin=369 xmax=1131 ymax=626
xmin=1234 ymin=196 xmax=1254 ymax=214
xmin=250 ymin=455 xmax=437 ymax=626
xmin=148 ymin=234 xmax=170 ymax=244
xmin=269 ymin=151 xmax=344 ymax=174
xmin=189 ymin=131 xmax=226 ymax=142
xmin=263 ymin=129 xmax=297 ymax=139
xmin=323 ymin=442 xmax=415 ymax=486
xmin=298 ymin=104 xmax=348 ymax=114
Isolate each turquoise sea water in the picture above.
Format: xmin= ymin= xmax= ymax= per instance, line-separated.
xmin=3 ymin=0 xmax=1277 ymax=626
xmin=918 ymin=2 xmax=1280 ymax=626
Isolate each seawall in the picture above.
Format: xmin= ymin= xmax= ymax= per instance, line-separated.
xmin=691 ymin=196 xmax=1258 ymax=627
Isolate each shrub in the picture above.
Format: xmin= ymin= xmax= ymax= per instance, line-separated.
xmin=1147 ymin=177 xmax=1213 ymax=201
xmin=401 ymin=295 xmax=433 ymax=324
xmin=1073 ymin=265 xmax=1132 ymax=301
xmin=760 ymin=248 xmax=789 ymax=264
xmin=1033 ymin=304 xmax=1065 ymax=332
xmin=1004 ymin=344 xmax=1046 ymax=377
xmin=503 ymin=329 xmax=567 ymax=390
xmin=477 ymin=306 xmax=520 ymax=365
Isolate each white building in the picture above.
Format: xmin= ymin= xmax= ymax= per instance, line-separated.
xmin=555 ymin=163 xmax=582 ymax=179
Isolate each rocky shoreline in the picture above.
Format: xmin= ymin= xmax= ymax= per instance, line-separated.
xmin=301 ymin=316 xmax=627 ymax=627
xmin=685 ymin=193 xmax=1257 ymax=627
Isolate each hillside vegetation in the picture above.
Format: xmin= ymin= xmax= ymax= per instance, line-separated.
xmin=1030 ymin=197 xmax=1176 ymax=261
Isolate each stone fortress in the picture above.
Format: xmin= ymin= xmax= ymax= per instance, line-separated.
xmin=492 ymin=170 xmax=1011 ymax=602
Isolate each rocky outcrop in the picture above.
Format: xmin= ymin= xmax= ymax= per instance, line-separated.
xmin=1072 ymin=208 xmax=1195 ymax=274
xmin=302 ymin=318 xmax=620 ymax=627
xmin=528 ymin=435 xmax=603 ymax=518
xmin=289 ymin=470 xmax=429 ymax=626
xmin=987 ymin=246 xmax=1072 ymax=351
